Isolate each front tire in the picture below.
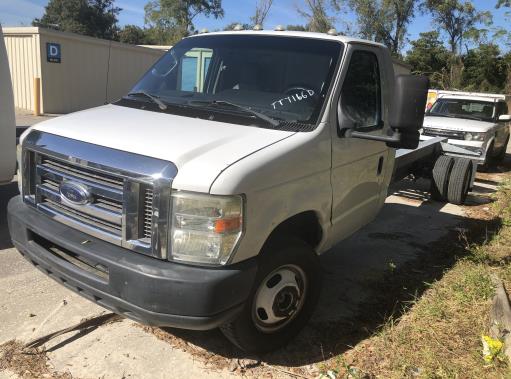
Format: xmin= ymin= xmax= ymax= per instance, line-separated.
xmin=495 ymin=136 xmax=509 ymax=162
xmin=481 ymin=141 xmax=496 ymax=171
xmin=221 ymin=237 xmax=321 ymax=353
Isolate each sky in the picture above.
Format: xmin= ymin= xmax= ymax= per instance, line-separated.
xmin=0 ymin=0 xmax=509 ymax=53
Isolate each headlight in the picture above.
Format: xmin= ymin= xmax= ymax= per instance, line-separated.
xmin=464 ymin=132 xmax=486 ymax=141
xmin=170 ymin=192 xmax=244 ymax=265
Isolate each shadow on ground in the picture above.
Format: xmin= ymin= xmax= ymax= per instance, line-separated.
xmin=154 ymin=154 xmax=511 ymax=368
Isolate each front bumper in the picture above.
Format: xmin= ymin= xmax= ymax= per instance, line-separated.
xmin=7 ymin=196 xmax=257 ymax=330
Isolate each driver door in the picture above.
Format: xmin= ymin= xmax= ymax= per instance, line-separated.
xmin=330 ymin=44 xmax=392 ymax=241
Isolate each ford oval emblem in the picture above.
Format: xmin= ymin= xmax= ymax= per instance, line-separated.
xmin=60 ymin=181 xmax=91 ymax=206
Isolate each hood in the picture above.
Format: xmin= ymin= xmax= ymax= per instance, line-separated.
xmin=32 ymin=104 xmax=296 ymax=193
xmin=423 ymin=116 xmax=495 ymax=133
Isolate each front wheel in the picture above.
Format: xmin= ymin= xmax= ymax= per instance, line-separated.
xmin=221 ymin=237 xmax=321 ymax=353
xmin=481 ymin=141 xmax=496 ymax=172
xmin=495 ymin=136 xmax=509 ymax=162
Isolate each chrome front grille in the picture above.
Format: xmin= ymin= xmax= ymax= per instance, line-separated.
xmin=36 ymin=156 xmax=124 ymax=240
xmin=21 ymin=131 xmax=177 ymax=259
xmin=422 ymin=128 xmax=464 ymax=140
xmin=40 ymin=157 xmax=124 ymax=190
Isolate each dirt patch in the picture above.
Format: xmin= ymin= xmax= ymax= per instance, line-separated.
xmin=0 ymin=340 xmax=73 ymax=379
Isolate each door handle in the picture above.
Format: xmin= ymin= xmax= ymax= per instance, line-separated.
xmin=377 ymin=156 xmax=384 ymax=176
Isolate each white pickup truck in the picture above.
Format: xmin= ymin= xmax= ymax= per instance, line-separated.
xmin=11 ymin=30 xmax=466 ymax=353
xmin=0 ymin=26 xmax=16 ymax=185
xmin=422 ymin=91 xmax=511 ymax=167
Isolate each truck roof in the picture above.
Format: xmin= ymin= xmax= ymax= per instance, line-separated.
xmin=432 ymin=90 xmax=509 ymax=102
xmin=438 ymin=94 xmax=505 ymax=103
xmin=187 ymin=29 xmax=387 ymax=49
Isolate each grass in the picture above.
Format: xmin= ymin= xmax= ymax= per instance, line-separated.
xmin=326 ymin=180 xmax=511 ymax=379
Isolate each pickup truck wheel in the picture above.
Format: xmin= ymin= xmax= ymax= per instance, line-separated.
xmin=481 ymin=141 xmax=496 ymax=172
xmin=447 ymin=158 xmax=473 ymax=205
xmin=495 ymin=136 xmax=509 ymax=162
xmin=430 ymin=156 xmax=455 ymax=201
xmin=220 ymin=237 xmax=321 ymax=353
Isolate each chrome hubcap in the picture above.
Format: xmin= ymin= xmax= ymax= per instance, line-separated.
xmin=253 ymin=265 xmax=307 ymax=333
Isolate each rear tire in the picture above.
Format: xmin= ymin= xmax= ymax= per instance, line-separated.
xmin=221 ymin=237 xmax=321 ymax=353
xmin=430 ymin=156 xmax=455 ymax=202
xmin=447 ymin=158 xmax=473 ymax=205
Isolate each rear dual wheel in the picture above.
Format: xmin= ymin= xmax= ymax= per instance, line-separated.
xmin=447 ymin=158 xmax=473 ymax=205
xmin=430 ymin=156 xmax=472 ymax=205
xmin=430 ymin=156 xmax=455 ymax=201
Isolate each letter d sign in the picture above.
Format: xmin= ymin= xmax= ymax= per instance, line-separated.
xmin=47 ymin=43 xmax=61 ymax=63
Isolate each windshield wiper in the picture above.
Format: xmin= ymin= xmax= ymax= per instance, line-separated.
xmin=127 ymin=91 xmax=168 ymax=110
xmin=430 ymin=113 xmax=486 ymax=122
xmin=458 ymin=115 xmax=485 ymax=121
xmin=429 ymin=113 xmax=456 ymax=118
xmin=188 ymin=100 xmax=280 ymax=128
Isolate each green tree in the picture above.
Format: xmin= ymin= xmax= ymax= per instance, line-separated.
xmin=405 ymin=31 xmax=450 ymax=87
xmin=33 ymin=0 xmax=121 ymax=40
xmin=297 ymin=0 xmax=341 ymax=33
xmin=144 ymin=0 xmax=224 ymax=45
xmin=223 ymin=22 xmax=251 ymax=31
xmin=286 ymin=24 xmax=308 ymax=31
xmin=504 ymin=52 xmax=511 ymax=94
xmin=349 ymin=0 xmax=418 ymax=55
xmin=461 ymin=44 xmax=508 ymax=92
xmin=496 ymin=0 xmax=510 ymax=7
xmin=118 ymin=25 xmax=148 ymax=45
xmin=421 ymin=0 xmax=492 ymax=55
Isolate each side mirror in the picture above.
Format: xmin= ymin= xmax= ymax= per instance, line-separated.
xmin=386 ymin=75 xmax=429 ymax=149
xmin=499 ymin=115 xmax=511 ymax=122
xmin=345 ymin=75 xmax=429 ymax=150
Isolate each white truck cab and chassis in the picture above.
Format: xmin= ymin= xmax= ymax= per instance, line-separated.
xmin=10 ymin=31 xmax=470 ymax=352
xmin=422 ymin=92 xmax=511 ymax=166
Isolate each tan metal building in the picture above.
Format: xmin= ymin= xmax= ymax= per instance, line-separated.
xmin=2 ymin=27 xmax=165 ymax=114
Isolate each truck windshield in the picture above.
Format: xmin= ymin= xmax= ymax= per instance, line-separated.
xmin=428 ymin=99 xmax=496 ymax=123
xmin=128 ymin=34 xmax=343 ymax=127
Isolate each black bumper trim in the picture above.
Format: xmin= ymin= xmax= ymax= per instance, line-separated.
xmin=8 ymin=196 xmax=257 ymax=330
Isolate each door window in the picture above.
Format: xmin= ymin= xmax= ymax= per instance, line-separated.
xmin=340 ymin=51 xmax=382 ymax=130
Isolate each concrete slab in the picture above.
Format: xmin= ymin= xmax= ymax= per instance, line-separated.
xmin=46 ymin=321 xmax=235 ymax=379
xmin=15 ymin=109 xmax=55 ymax=128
